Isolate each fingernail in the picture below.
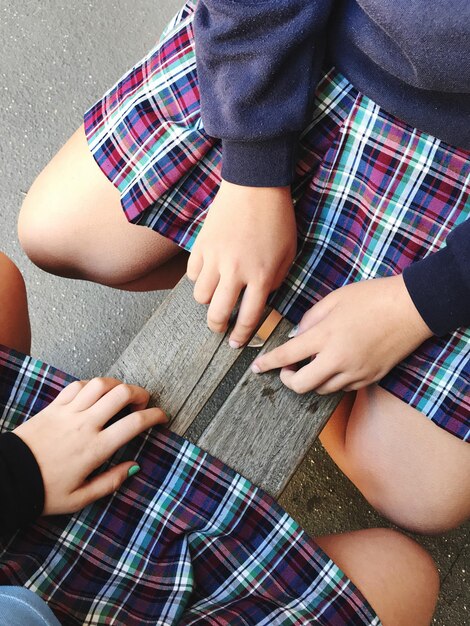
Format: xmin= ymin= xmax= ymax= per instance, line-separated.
xmin=229 ymin=339 xmax=241 ymax=349
xmin=251 ymin=362 xmax=261 ymax=374
xmin=247 ymin=334 xmax=265 ymax=348
xmin=127 ymin=465 xmax=140 ymax=478
xmin=288 ymin=324 xmax=299 ymax=338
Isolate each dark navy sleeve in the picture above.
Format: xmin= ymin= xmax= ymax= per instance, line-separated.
xmin=193 ymin=0 xmax=334 ymax=187
xmin=0 ymin=432 xmax=45 ymax=534
xmin=403 ymin=219 xmax=470 ymax=336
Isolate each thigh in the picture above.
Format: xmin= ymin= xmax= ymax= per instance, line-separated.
xmin=18 ymin=125 xmax=185 ymax=287
xmin=0 ymin=253 xmax=31 ymax=353
xmin=320 ymin=385 xmax=470 ymax=533
xmin=316 ymin=529 xmax=439 ymax=626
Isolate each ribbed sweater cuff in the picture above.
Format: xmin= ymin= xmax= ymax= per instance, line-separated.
xmin=221 ymin=136 xmax=298 ymax=187
xmin=0 ymin=432 xmax=45 ymax=533
xmin=403 ymin=246 xmax=470 ymax=337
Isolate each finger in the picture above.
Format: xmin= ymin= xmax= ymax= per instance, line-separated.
xmin=279 ymin=355 xmax=337 ymax=394
xmin=193 ymin=263 xmax=220 ymax=305
xmin=49 ymin=380 xmax=88 ymax=406
xmin=298 ymin=296 xmax=335 ymax=333
xmin=251 ymin=330 xmax=320 ymax=373
xmin=99 ymin=407 xmax=168 ymax=453
xmin=314 ymin=373 xmax=357 ymax=395
xmin=87 ymin=383 xmax=152 ymax=426
xmin=70 ymin=377 xmax=129 ymax=412
xmin=70 ymin=461 xmax=141 ymax=511
xmin=229 ymin=283 xmax=269 ymax=347
xmin=207 ymin=277 xmax=243 ymax=334
xmin=186 ymin=249 xmax=203 ymax=282
xmin=343 ymin=380 xmax=369 ymax=392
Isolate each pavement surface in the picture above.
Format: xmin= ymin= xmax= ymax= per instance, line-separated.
xmin=1 ymin=2 xmax=468 ymax=624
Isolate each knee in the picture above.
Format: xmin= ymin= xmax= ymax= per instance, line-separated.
xmin=345 ymin=436 xmax=468 ymax=534
xmin=323 ymin=387 xmax=470 ymax=534
xmin=372 ymin=527 xmax=438 ymax=577
xmin=343 ymin=436 xmax=468 ymax=533
xmin=317 ymin=528 xmax=439 ymax=626
xmin=364 ymin=480 xmax=467 ymax=535
xmin=0 ymin=252 xmax=31 ymax=352
xmin=18 ymin=188 xmax=54 ymax=270
xmin=18 ymin=186 xmax=75 ymax=277
xmin=341 ymin=432 xmax=468 ymax=533
xmin=0 ymin=252 xmax=26 ymax=294
xmin=366 ymin=529 xmax=440 ymax=624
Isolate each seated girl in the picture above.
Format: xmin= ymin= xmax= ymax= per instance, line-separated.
xmin=0 ymin=251 xmax=438 ymax=624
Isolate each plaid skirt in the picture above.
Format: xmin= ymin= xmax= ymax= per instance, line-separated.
xmin=84 ymin=1 xmax=470 ymax=442
xmin=0 ymin=345 xmax=380 ymax=625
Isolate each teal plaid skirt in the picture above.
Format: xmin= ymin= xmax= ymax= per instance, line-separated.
xmin=0 ymin=345 xmax=380 ymax=625
xmin=85 ymin=1 xmax=470 ymax=441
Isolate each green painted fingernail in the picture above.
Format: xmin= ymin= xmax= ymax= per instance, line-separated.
xmin=127 ymin=464 xmax=140 ymax=478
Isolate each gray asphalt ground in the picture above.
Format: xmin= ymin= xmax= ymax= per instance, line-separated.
xmin=1 ymin=2 xmax=468 ymax=624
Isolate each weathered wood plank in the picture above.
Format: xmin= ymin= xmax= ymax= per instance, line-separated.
xmin=196 ymin=318 xmax=343 ymax=497
xmin=106 ymin=276 xmax=234 ymax=426
xmin=107 ymin=275 xmax=341 ymax=499
xmin=107 ymin=276 xmax=273 ymax=435
xmin=172 ymin=337 xmax=252 ymax=435
xmin=173 ymin=310 xmax=274 ymax=434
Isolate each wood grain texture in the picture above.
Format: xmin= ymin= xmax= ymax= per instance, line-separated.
xmin=106 ymin=276 xmax=229 ymax=426
xmin=196 ymin=318 xmax=343 ymax=497
xmin=107 ymin=276 xmax=341 ymax=497
xmin=173 ymin=337 xmax=249 ymax=434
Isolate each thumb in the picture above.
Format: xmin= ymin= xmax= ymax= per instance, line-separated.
xmin=73 ymin=462 xmax=140 ymax=510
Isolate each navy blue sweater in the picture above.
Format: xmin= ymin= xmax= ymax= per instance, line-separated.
xmin=194 ymin=0 xmax=470 ymax=336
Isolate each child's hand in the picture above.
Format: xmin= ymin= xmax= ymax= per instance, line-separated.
xmin=252 ymin=275 xmax=433 ymax=394
xmin=13 ymin=378 xmax=168 ymax=516
xmin=187 ymin=180 xmax=297 ymax=347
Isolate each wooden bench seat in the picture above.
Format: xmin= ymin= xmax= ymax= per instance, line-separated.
xmin=107 ymin=276 xmax=342 ymax=498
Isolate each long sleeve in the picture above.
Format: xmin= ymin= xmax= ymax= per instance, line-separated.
xmin=193 ymin=0 xmax=334 ymax=187
xmin=403 ymin=218 xmax=470 ymax=336
xmin=0 ymin=432 xmax=44 ymax=535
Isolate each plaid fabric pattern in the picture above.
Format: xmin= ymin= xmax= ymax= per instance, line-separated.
xmin=84 ymin=1 xmax=470 ymax=441
xmin=0 ymin=345 xmax=379 ymax=625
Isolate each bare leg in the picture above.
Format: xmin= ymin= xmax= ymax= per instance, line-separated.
xmin=0 ymin=253 xmax=31 ymax=353
xmin=320 ymin=386 xmax=470 ymax=533
xmin=18 ymin=125 xmax=187 ymax=291
xmin=316 ymin=528 xmax=439 ymax=626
